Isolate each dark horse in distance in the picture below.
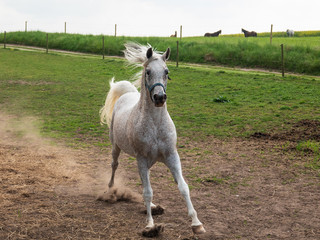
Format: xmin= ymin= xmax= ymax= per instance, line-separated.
xmin=242 ymin=28 xmax=257 ymax=37
xmin=204 ymin=30 xmax=222 ymax=37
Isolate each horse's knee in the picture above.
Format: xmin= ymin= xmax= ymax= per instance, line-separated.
xmin=143 ymin=188 xmax=153 ymax=202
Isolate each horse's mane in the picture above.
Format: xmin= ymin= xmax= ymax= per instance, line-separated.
xmin=123 ymin=42 xmax=163 ymax=67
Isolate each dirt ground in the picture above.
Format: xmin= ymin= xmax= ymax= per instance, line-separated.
xmin=1 ymin=112 xmax=319 ymax=240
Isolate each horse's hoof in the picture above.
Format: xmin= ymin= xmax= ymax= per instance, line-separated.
xmin=142 ymin=224 xmax=164 ymax=238
xmin=192 ymin=224 xmax=206 ymax=234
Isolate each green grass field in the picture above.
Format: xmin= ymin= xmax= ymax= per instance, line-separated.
xmin=1 ymin=48 xmax=320 ymax=147
xmin=1 ymin=31 xmax=320 ymax=75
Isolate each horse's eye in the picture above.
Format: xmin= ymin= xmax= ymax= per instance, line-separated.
xmin=164 ymin=69 xmax=169 ymax=75
xmin=146 ymin=69 xmax=151 ymax=76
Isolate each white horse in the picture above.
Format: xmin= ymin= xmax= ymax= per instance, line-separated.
xmin=100 ymin=42 xmax=205 ymax=236
xmin=286 ymin=29 xmax=294 ymax=37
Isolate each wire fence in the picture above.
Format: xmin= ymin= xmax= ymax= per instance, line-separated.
xmin=2 ymin=30 xmax=288 ymax=77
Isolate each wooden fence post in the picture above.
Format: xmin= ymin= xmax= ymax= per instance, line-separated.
xmin=4 ymin=31 xmax=6 ymax=49
xmin=25 ymin=21 xmax=28 ymax=32
xmin=115 ymin=24 xmax=117 ymax=37
xmin=281 ymin=44 xmax=284 ymax=77
xmin=180 ymin=25 xmax=182 ymax=41
xmin=46 ymin=33 xmax=49 ymax=53
xmin=102 ymin=35 xmax=105 ymax=59
xmin=176 ymin=41 xmax=179 ymax=67
xmin=270 ymin=24 xmax=273 ymax=44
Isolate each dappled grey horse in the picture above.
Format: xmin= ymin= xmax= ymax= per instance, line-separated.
xmin=100 ymin=42 xmax=205 ymax=235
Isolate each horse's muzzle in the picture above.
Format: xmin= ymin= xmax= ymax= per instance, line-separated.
xmin=153 ymin=93 xmax=167 ymax=107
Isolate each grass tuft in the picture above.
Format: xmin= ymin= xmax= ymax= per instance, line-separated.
xmin=212 ymin=96 xmax=230 ymax=103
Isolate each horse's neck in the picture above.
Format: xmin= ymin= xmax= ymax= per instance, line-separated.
xmin=137 ymin=77 xmax=168 ymax=122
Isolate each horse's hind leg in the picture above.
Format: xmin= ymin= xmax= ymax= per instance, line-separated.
xmin=165 ymin=152 xmax=206 ymax=234
xmin=108 ymin=144 xmax=120 ymax=188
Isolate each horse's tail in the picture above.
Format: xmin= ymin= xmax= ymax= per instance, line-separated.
xmin=99 ymin=78 xmax=138 ymax=127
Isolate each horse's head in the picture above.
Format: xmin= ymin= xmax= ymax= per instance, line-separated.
xmin=144 ymin=47 xmax=171 ymax=107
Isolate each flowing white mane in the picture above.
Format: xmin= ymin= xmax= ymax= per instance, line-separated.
xmin=123 ymin=42 xmax=163 ymax=67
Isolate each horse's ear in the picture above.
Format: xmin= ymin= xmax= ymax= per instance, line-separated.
xmin=162 ymin=48 xmax=170 ymax=61
xmin=146 ymin=47 xmax=153 ymax=59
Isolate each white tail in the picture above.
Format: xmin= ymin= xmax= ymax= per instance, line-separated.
xmin=100 ymin=78 xmax=138 ymax=127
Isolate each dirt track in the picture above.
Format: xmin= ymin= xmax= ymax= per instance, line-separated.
xmin=1 ymin=112 xmax=320 ymax=239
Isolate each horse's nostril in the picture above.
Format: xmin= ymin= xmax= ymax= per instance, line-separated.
xmin=153 ymin=93 xmax=166 ymax=103
xmin=154 ymin=94 xmax=160 ymax=101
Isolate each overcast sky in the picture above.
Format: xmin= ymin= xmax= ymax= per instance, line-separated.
xmin=1 ymin=0 xmax=319 ymax=36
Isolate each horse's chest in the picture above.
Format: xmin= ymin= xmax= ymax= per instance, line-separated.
xmin=133 ymin=126 xmax=173 ymax=159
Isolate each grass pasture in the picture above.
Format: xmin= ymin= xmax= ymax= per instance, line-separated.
xmin=1 ymin=48 xmax=320 ymax=239
xmin=0 ymin=48 xmax=320 ymax=143
xmin=1 ymin=31 xmax=320 ymax=75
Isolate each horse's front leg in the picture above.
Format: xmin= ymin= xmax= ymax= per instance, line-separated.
xmin=137 ymin=157 xmax=164 ymax=237
xmin=165 ymin=152 xmax=206 ymax=234
xmin=137 ymin=158 xmax=154 ymax=228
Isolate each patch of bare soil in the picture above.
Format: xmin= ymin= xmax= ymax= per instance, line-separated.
xmin=251 ymin=119 xmax=320 ymax=142
xmin=1 ymin=113 xmax=319 ymax=239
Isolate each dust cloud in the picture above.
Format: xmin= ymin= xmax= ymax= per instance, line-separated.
xmin=0 ymin=112 xmax=141 ymax=203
